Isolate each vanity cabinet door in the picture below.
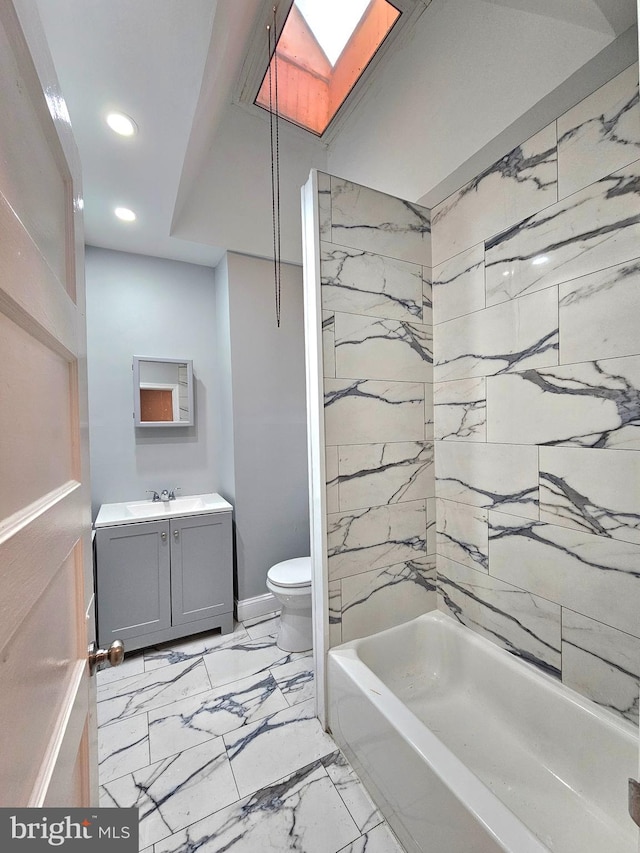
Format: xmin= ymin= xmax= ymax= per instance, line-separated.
xmin=169 ymin=512 xmax=233 ymax=626
xmin=96 ymin=519 xmax=171 ymax=644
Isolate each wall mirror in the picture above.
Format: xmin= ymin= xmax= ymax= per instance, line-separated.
xmin=133 ymin=356 xmax=194 ymax=427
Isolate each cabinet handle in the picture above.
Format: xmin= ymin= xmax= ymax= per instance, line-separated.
xmin=161 ymin=531 xmax=167 ymax=541
xmin=173 ymin=530 xmax=179 ymax=539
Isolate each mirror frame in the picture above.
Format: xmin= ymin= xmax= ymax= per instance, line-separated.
xmin=133 ymin=356 xmax=194 ymax=427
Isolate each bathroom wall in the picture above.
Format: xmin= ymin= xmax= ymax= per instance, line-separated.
xmin=214 ymin=252 xmax=310 ymax=606
xmin=314 ymin=174 xmax=436 ymax=646
xmin=431 ymin=64 xmax=640 ymax=725
xmin=85 ymin=246 xmax=218 ymax=518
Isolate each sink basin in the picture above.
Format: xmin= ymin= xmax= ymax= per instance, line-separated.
xmin=125 ymin=496 xmax=206 ymax=518
xmin=94 ymin=493 xmax=233 ymax=527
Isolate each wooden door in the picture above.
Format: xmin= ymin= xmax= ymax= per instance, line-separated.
xmin=0 ymin=0 xmax=96 ymax=805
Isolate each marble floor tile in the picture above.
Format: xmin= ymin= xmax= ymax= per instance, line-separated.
xmin=154 ymin=757 xmax=362 ymax=853
xmin=100 ymin=738 xmax=239 ymax=849
xmin=270 ymin=656 xmax=315 ymax=706
xmin=337 ymin=823 xmax=406 ymax=853
xmin=98 ymin=713 xmax=150 ymax=785
xmin=224 ymin=698 xmax=337 ymax=798
xmin=143 ymin=624 xmax=250 ymax=672
xmin=322 ymin=751 xmax=383 ymax=833
xmin=243 ymin=611 xmax=281 ymax=640
xmin=148 ymin=671 xmax=289 ymax=763
xmin=96 ymin=651 xmax=145 ymax=687
xmin=202 ymin=634 xmax=304 ymax=688
xmin=97 ymin=658 xmax=212 ymax=727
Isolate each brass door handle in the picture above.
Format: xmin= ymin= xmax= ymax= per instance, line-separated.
xmin=88 ymin=639 xmax=125 ymax=676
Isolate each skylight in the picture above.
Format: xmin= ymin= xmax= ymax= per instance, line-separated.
xmin=255 ymin=0 xmax=401 ymax=136
xmin=295 ymin=0 xmax=371 ymax=66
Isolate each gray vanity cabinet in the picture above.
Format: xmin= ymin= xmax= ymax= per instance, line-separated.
xmin=96 ymin=510 xmax=234 ymax=652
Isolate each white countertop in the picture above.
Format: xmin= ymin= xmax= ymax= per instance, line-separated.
xmin=94 ymin=492 xmax=233 ymax=528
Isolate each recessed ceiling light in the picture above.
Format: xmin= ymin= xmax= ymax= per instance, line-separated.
xmin=106 ymin=111 xmax=137 ymax=136
xmin=115 ymin=207 xmax=136 ymax=222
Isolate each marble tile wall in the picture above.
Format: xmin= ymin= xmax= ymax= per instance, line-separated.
xmin=431 ymin=63 xmax=640 ymax=726
xmin=317 ymin=173 xmax=436 ymax=646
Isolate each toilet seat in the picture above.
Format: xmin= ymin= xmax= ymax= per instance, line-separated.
xmin=267 ymin=557 xmax=311 ymax=589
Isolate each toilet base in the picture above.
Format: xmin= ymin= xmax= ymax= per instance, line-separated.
xmin=276 ymin=604 xmax=312 ymax=653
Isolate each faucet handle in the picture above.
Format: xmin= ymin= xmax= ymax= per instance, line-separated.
xmin=168 ymin=487 xmax=181 ymax=500
xmin=146 ymin=490 xmax=160 ymax=502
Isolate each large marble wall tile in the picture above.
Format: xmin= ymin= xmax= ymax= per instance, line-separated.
xmin=318 ymin=171 xmax=332 ymax=240
xmin=327 ymin=500 xmax=427 ymax=581
xmin=436 ymin=499 xmax=488 ymax=572
xmin=485 ymin=159 xmax=640 ymax=307
xmin=562 ymin=609 xmax=640 ymax=725
xmin=337 ymin=441 xmax=434 ymax=510
xmin=434 ymin=287 xmax=558 ymax=382
xmin=488 ymin=510 xmax=640 ymax=638
xmin=423 ymin=270 xmax=433 ymax=325
xmin=425 ymin=382 xmax=434 ymax=440
xmin=328 ymin=580 xmax=342 ymax=648
xmin=437 ymin=555 xmax=561 ymax=677
xmin=334 ymin=313 xmax=433 ymax=383
xmin=435 ymin=441 xmax=538 ymax=519
xmin=320 ymin=243 xmax=424 ymax=321
xmin=330 ymin=177 xmax=431 ymax=266
xmin=539 ymin=446 xmax=640 ymax=545
xmin=434 ymin=377 xmax=486 ymax=441
xmin=559 ymin=259 xmax=640 ymax=363
xmin=426 ymin=496 xmax=436 ymax=555
xmin=557 ymin=65 xmax=640 ymax=200
xmin=486 ymin=356 xmax=640 ymax=449
xmin=326 ymin=445 xmax=339 ymax=514
xmin=322 ymin=311 xmax=336 ymax=378
xmin=433 ymin=243 xmax=485 ymax=324
xmin=341 ymin=558 xmax=436 ymax=643
xmin=431 ymin=123 xmax=557 ymax=267
xmin=324 ymin=379 xmax=425 ymax=445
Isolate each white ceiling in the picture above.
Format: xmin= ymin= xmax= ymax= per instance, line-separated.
xmin=34 ymin=0 xmax=637 ymax=271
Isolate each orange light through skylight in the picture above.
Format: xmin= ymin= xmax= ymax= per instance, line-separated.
xmin=255 ymin=0 xmax=401 ymax=136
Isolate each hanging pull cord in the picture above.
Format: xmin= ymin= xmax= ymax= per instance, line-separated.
xmin=268 ymin=8 xmax=282 ymax=328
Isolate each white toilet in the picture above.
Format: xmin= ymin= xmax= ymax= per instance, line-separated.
xmin=266 ymin=557 xmax=312 ymax=652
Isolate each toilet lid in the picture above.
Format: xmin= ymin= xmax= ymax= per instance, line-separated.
xmin=268 ymin=557 xmax=311 ymax=588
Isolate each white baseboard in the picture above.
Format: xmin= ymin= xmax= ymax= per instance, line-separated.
xmin=236 ymin=592 xmax=280 ymax=623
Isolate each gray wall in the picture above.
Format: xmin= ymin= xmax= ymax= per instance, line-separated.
xmin=219 ymin=252 xmax=310 ymax=603
xmin=85 ymin=246 xmax=218 ymax=518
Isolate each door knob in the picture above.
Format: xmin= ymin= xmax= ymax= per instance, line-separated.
xmin=88 ymin=639 xmax=125 ymax=676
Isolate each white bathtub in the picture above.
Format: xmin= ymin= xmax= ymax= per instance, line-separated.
xmin=327 ymin=611 xmax=638 ymax=853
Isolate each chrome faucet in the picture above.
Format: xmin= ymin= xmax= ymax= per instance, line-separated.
xmin=147 ymin=488 xmax=180 ymax=502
